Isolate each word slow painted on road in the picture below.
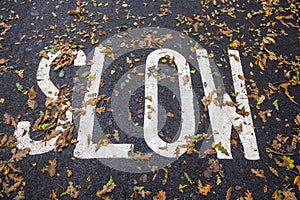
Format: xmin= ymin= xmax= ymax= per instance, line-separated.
xmin=14 ymin=47 xmax=260 ymax=162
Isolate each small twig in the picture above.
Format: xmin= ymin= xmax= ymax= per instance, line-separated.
xmin=287 ymin=169 xmax=300 ymax=176
xmin=265 ymin=148 xmax=295 ymax=156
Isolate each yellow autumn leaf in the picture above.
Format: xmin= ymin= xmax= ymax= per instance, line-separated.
xmin=294 ymin=176 xmax=300 ymax=190
xmin=258 ymin=60 xmax=265 ymax=71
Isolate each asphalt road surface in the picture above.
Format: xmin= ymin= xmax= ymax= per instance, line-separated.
xmin=0 ymin=0 xmax=300 ymax=199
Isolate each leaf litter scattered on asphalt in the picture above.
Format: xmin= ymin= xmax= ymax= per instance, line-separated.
xmin=0 ymin=0 xmax=299 ymax=199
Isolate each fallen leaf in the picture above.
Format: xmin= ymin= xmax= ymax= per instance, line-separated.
xmin=251 ymin=168 xmax=266 ymax=179
xmin=238 ymin=74 xmax=246 ymax=81
xmin=96 ymin=107 xmax=106 ymax=115
xmin=49 ymin=190 xmax=59 ymax=200
xmin=96 ymin=176 xmax=116 ymax=197
xmin=294 ymin=114 xmax=300 ymax=126
xmin=226 ymin=186 xmax=232 ymax=200
xmin=41 ymin=159 xmax=57 ymax=177
xmin=131 ymin=152 xmax=152 ymax=161
xmin=294 ymin=176 xmax=300 ymax=190
xmin=9 ymin=148 xmax=30 ymax=162
xmin=157 ymin=190 xmax=166 ymax=200
xmin=269 ymin=166 xmax=278 ymax=177
xmin=244 ymin=189 xmax=253 ymax=200
xmin=197 ymin=179 xmax=212 ymax=196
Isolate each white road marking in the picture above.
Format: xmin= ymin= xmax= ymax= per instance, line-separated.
xmin=144 ymin=48 xmax=195 ymax=157
xmin=73 ymin=47 xmax=132 ymax=158
xmin=15 ymin=50 xmax=86 ymax=155
xmin=228 ymin=49 xmax=260 ymax=160
xmin=14 ymin=47 xmax=259 ymax=160
xmin=196 ymin=48 xmax=259 ymax=160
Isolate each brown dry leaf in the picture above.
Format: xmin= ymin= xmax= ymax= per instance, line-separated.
xmin=49 ymin=190 xmax=59 ymax=200
xmin=282 ymin=188 xmax=297 ymax=200
xmin=131 ymin=153 xmax=152 ymax=161
xmin=233 ymin=123 xmax=243 ymax=133
xmin=229 ymin=53 xmax=240 ymax=62
xmin=259 ymin=111 xmax=269 ymax=123
xmin=251 ymin=168 xmax=266 ymax=179
xmin=157 ymin=190 xmax=166 ymax=200
xmin=40 ymin=50 xmax=49 ymax=59
xmin=67 ymin=169 xmax=73 ymax=178
xmin=294 ymin=114 xmax=300 ymax=126
xmin=226 ymin=186 xmax=232 ymax=200
xmin=27 ymin=86 xmax=37 ymax=110
xmin=9 ymin=148 xmax=30 ymax=162
xmin=5 ymin=178 xmax=23 ymax=197
xmin=68 ymin=181 xmax=80 ymax=199
xmin=42 ymin=159 xmax=57 ymax=177
xmin=14 ymin=189 xmax=25 ymax=200
xmin=100 ymin=46 xmax=115 ymax=61
xmin=236 ymin=106 xmax=250 ymax=117
xmin=96 ymin=107 xmax=106 ymax=115
xmin=269 ymin=166 xmax=279 ymax=177
xmin=263 ymin=185 xmax=268 ymax=193
xmin=197 ymin=179 xmax=212 ymax=196
xmin=96 ymin=177 xmax=116 ymax=197
xmin=27 ymin=98 xmax=36 ymax=110
xmin=201 ymin=92 xmax=213 ymax=111
xmin=183 ymin=75 xmax=190 ymax=85
xmin=3 ymin=113 xmax=18 ymax=128
xmin=238 ymin=74 xmax=246 ymax=81
xmin=0 ymin=58 xmax=8 ymax=64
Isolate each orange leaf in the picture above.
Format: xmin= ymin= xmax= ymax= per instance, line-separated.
xmin=244 ymin=189 xmax=253 ymax=200
xmin=294 ymin=176 xmax=300 ymax=190
xmin=269 ymin=166 xmax=279 ymax=177
xmin=197 ymin=180 xmax=212 ymax=196
xmin=251 ymin=168 xmax=266 ymax=179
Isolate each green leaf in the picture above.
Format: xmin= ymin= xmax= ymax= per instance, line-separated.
xmin=272 ymin=99 xmax=279 ymax=112
xmin=232 ymin=28 xmax=240 ymax=33
xmin=296 ymin=71 xmax=299 ymax=82
xmin=16 ymin=82 xmax=23 ymax=91
xmin=175 ymin=16 xmax=183 ymax=22
xmin=106 ymin=176 xmax=114 ymax=187
xmin=191 ymin=134 xmax=203 ymax=139
xmin=283 ymin=156 xmax=295 ymax=169
xmin=39 ymin=110 xmax=44 ymax=117
xmin=59 ymin=70 xmax=65 ymax=78
xmin=184 ymin=172 xmax=193 ymax=184
xmin=9 ymin=142 xmax=18 ymax=148
xmin=213 ymin=142 xmax=229 ymax=156
xmin=60 ymin=187 xmax=70 ymax=196
xmin=80 ymin=71 xmax=91 ymax=78
xmin=38 ymin=122 xmax=56 ymax=131
xmin=190 ymin=69 xmax=196 ymax=74
xmin=134 ymin=186 xmax=144 ymax=192
xmin=46 ymin=48 xmax=59 ymax=54
xmin=93 ymin=2 xmax=97 ymax=7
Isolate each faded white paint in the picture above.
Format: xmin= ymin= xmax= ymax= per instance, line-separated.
xmin=73 ymin=47 xmax=132 ymax=158
xmin=144 ymin=49 xmax=195 ymax=157
xmin=15 ymin=50 xmax=86 ymax=155
xmin=14 ymin=47 xmax=259 ymax=160
xmin=196 ymin=49 xmax=259 ymax=160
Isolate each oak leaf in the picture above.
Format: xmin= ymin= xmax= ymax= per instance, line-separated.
xmin=251 ymin=168 xmax=266 ymax=179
